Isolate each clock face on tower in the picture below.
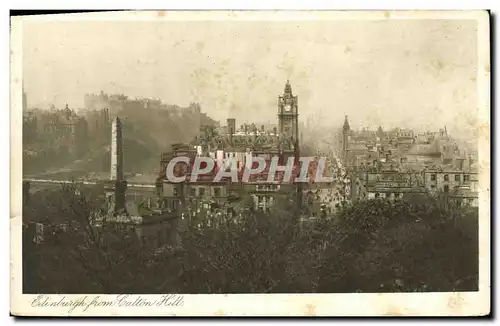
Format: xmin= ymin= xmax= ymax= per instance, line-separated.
xmin=284 ymin=104 xmax=291 ymax=112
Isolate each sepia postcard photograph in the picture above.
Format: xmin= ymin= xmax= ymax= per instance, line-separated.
xmin=10 ymin=10 xmax=490 ymax=316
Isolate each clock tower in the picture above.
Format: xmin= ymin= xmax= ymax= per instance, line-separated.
xmin=278 ymin=80 xmax=299 ymax=146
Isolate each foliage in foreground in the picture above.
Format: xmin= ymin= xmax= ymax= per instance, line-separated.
xmin=23 ymin=186 xmax=478 ymax=293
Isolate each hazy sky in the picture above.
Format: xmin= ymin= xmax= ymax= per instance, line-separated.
xmin=23 ymin=18 xmax=478 ymax=133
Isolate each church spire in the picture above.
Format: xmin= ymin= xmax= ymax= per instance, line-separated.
xmin=284 ymin=79 xmax=292 ymax=96
xmin=343 ymin=115 xmax=350 ymax=132
xmin=64 ymin=103 xmax=72 ymax=119
xmin=377 ymin=125 xmax=384 ymax=138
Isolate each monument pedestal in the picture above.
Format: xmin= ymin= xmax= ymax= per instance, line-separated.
xmin=105 ymin=180 xmax=128 ymax=215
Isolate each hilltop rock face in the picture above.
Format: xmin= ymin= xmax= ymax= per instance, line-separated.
xmin=23 ymin=103 xmax=217 ymax=176
xmin=115 ymin=103 xmax=216 ymax=173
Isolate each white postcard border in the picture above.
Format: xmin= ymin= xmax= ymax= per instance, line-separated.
xmin=10 ymin=10 xmax=491 ymax=317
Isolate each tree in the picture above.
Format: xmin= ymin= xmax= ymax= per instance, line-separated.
xmin=317 ymin=196 xmax=478 ymax=292
xmin=172 ymin=191 xmax=325 ymax=293
xmin=22 ymin=184 xmax=181 ymax=293
xmin=23 ymin=185 xmax=478 ymax=294
xmin=177 ymin=209 xmax=321 ymax=293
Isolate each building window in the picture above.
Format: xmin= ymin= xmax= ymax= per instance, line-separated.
xmin=189 ymin=187 xmax=196 ymax=197
xmin=430 ymin=174 xmax=436 ymax=181
xmin=171 ymin=200 xmax=178 ymax=211
xmin=173 ymin=187 xmax=179 ymax=197
xmin=455 ymin=174 xmax=460 ymax=182
xmin=444 ymin=174 xmax=449 ymax=181
xmin=464 ymin=174 xmax=470 ymax=182
xmin=199 ymin=188 xmax=206 ymax=197
xmin=431 ymin=185 xmax=436 ymax=189
xmin=444 ymin=185 xmax=449 ymax=192
xmin=214 ymin=187 xmax=221 ymax=197
xmin=375 ymin=193 xmax=380 ymax=198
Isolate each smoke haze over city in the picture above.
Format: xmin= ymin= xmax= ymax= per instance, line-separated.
xmin=23 ymin=18 xmax=478 ymax=135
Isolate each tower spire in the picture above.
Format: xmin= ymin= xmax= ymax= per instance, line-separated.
xmin=343 ymin=115 xmax=350 ymax=131
xmin=284 ymin=79 xmax=292 ymax=96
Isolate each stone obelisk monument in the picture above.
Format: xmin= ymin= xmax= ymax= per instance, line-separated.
xmin=106 ymin=116 xmax=127 ymax=215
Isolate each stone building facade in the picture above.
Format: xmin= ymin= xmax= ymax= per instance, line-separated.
xmin=342 ymin=116 xmax=479 ymax=207
xmin=156 ymin=81 xmax=302 ymax=219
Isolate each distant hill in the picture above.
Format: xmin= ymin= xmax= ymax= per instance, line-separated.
xmin=24 ymin=103 xmax=217 ymax=176
xmin=115 ymin=103 xmax=216 ymax=173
